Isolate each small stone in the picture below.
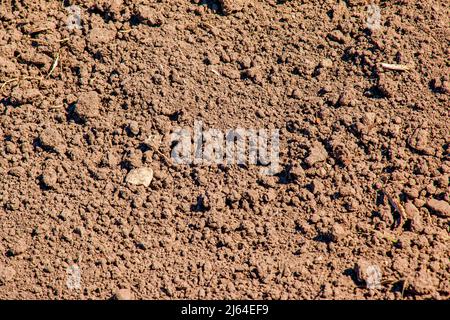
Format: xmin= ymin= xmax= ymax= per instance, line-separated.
xmin=0 ymin=56 xmax=17 ymax=76
xmin=319 ymin=58 xmax=333 ymax=68
xmin=311 ymin=179 xmax=325 ymax=194
xmin=137 ymin=5 xmax=162 ymax=26
xmin=241 ymin=67 xmax=262 ymax=84
xmin=321 ymin=283 xmax=333 ymax=298
xmin=414 ymin=198 xmax=425 ymax=208
xmin=305 ymin=142 xmax=328 ymax=166
xmin=291 ymin=88 xmax=302 ymax=99
xmin=339 ymin=185 xmax=355 ymax=197
xmin=128 ymin=121 xmax=140 ymax=136
xmin=113 ymin=288 xmax=134 ymax=300
xmin=290 ymin=165 xmax=304 ymax=180
xmin=376 ymin=74 xmax=396 ymax=98
xmin=239 ymin=57 xmax=252 ymax=69
xmin=58 ymin=208 xmax=72 ymax=221
xmin=426 ymin=198 xmax=450 ymax=217
xmin=125 ymin=167 xmax=153 ymax=187
xmin=73 ymin=226 xmax=85 ymax=237
xmin=361 ymin=112 xmax=376 ymax=126
xmin=8 ymin=167 xmax=26 ymax=178
xmin=205 ymin=52 xmax=221 ymax=65
xmin=404 ymin=187 xmax=420 ymax=199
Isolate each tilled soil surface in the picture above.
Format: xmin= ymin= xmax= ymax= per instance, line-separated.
xmin=0 ymin=0 xmax=449 ymax=299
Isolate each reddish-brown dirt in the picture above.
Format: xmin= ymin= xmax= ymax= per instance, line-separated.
xmin=0 ymin=0 xmax=449 ymax=300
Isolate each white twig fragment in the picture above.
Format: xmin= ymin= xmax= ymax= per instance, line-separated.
xmin=47 ymin=51 xmax=60 ymax=78
xmin=380 ymin=63 xmax=410 ymax=72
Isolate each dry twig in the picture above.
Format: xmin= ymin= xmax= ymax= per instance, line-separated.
xmin=380 ymin=63 xmax=410 ymax=72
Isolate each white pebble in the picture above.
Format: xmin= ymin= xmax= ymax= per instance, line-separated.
xmin=125 ymin=167 xmax=153 ymax=187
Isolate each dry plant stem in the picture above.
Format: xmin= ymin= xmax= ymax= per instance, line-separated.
xmin=47 ymin=51 xmax=60 ymax=78
xmin=0 ymin=76 xmax=42 ymax=91
xmin=380 ymin=63 xmax=410 ymax=71
xmin=381 ymin=188 xmax=408 ymax=227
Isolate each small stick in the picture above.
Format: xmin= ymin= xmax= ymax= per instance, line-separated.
xmin=0 ymin=78 xmax=20 ymax=90
xmin=25 ymin=37 xmax=47 ymax=44
xmin=29 ymin=27 xmax=49 ymax=35
xmin=118 ymin=29 xmax=133 ymax=33
xmin=210 ymin=68 xmax=221 ymax=77
xmin=380 ymin=63 xmax=410 ymax=72
xmin=381 ymin=188 xmax=407 ymax=226
xmin=0 ymin=76 xmax=41 ymax=90
xmin=47 ymin=51 xmax=60 ymax=78
xmin=401 ymin=279 xmax=408 ymax=298
xmin=49 ymin=104 xmax=64 ymax=110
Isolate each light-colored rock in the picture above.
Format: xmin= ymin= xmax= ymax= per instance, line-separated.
xmin=319 ymin=58 xmax=333 ymax=69
xmin=125 ymin=167 xmax=153 ymax=187
xmin=113 ymin=288 xmax=134 ymax=300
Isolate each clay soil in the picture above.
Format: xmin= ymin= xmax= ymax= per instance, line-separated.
xmin=0 ymin=0 xmax=449 ymax=300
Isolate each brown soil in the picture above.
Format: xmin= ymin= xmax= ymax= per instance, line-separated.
xmin=0 ymin=0 xmax=449 ymax=300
